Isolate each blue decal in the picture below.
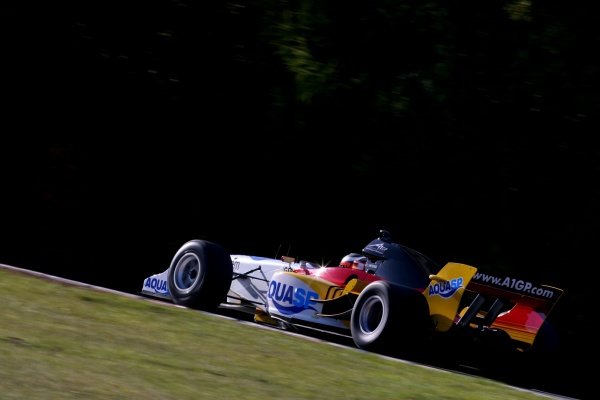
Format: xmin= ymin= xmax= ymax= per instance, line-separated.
xmin=268 ymin=280 xmax=319 ymax=315
xmin=145 ymin=277 xmax=169 ymax=294
xmin=428 ymin=277 xmax=463 ymax=298
xmin=365 ymin=243 xmax=388 ymax=254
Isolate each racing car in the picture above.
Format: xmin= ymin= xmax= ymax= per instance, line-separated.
xmin=141 ymin=230 xmax=564 ymax=360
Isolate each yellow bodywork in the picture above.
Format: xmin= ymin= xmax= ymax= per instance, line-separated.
xmin=424 ymin=262 xmax=478 ymax=332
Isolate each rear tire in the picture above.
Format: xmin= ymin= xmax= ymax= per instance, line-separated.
xmin=350 ymin=281 xmax=430 ymax=356
xmin=167 ymin=240 xmax=233 ymax=311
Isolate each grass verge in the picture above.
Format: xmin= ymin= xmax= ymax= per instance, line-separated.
xmin=0 ymin=267 xmax=554 ymax=400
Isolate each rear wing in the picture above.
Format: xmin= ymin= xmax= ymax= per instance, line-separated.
xmin=423 ymin=264 xmax=564 ymax=349
xmin=460 ymin=271 xmax=564 ymax=347
xmin=468 ymin=272 xmax=563 ymax=313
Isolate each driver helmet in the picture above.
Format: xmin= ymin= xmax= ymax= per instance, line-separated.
xmin=339 ymin=253 xmax=367 ymax=270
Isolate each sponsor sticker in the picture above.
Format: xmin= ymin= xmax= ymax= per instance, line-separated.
xmin=365 ymin=243 xmax=388 ymax=254
xmin=267 ymin=279 xmax=319 ymax=315
xmin=144 ymin=277 xmax=169 ymax=294
xmin=428 ymin=277 xmax=463 ymax=298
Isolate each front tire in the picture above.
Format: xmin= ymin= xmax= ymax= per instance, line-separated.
xmin=167 ymin=239 xmax=233 ymax=311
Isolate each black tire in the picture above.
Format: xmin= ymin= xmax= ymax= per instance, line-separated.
xmin=350 ymin=281 xmax=430 ymax=356
xmin=529 ymin=320 xmax=560 ymax=354
xmin=167 ymin=239 xmax=233 ymax=311
xmin=510 ymin=321 xmax=560 ymax=386
xmin=473 ymin=328 xmax=517 ymax=378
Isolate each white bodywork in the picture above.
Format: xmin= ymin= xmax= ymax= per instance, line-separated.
xmin=227 ymin=255 xmax=297 ymax=311
xmin=141 ymin=254 xmax=321 ymax=314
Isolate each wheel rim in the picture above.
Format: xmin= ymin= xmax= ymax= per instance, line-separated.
xmin=359 ymin=295 xmax=385 ymax=335
xmin=174 ymin=253 xmax=202 ymax=293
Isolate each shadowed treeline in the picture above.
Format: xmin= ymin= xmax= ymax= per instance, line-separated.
xmin=1 ymin=2 xmax=597 ymax=398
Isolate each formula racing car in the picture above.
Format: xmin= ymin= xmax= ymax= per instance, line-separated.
xmin=141 ymin=230 xmax=564 ymax=360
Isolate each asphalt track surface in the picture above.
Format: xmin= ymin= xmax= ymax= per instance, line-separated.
xmin=0 ymin=263 xmax=579 ymax=400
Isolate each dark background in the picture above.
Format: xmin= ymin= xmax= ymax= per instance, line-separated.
xmin=1 ymin=2 xmax=597 ymax=398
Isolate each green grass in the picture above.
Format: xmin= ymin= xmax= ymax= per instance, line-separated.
xmin=0 ymin=267 xmax=550 ymax=400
